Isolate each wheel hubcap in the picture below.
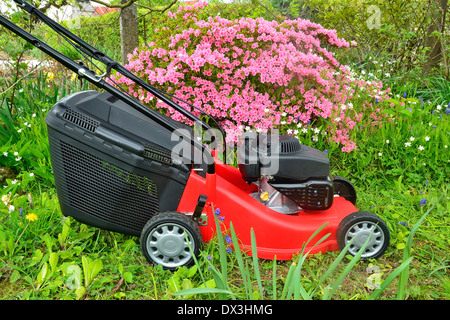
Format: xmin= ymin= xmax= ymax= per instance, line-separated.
xmin=146 ymin=223 xmax=194 ymax=268
xmin=344 ymin=221 xmax=385 ymax=258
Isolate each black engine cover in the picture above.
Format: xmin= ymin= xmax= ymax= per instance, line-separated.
xmin=238 ymin=134 xmax=330 ymax=182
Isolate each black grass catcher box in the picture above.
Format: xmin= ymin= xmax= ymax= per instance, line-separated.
xmin=45 ymin=90 xmax=191 ymax=237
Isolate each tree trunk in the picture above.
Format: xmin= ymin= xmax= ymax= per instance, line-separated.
xmin=424 ymin=0 xmax=448 ymax=73
xmin=119 ymin=0 xmax=139 ymax=65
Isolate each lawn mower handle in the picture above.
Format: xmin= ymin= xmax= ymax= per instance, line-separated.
xmin=12 ymin=0 xmax=217 ymax=136
xmin=0 ymin=10 xmax=216 ymax=174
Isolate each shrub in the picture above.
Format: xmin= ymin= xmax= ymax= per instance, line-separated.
xmin=113 ymin=1 xmax=392 ymax=151
xmin=287 ymin=0 xmax=450 ymax=77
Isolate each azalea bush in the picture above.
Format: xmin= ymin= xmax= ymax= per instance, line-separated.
xmin=113 ymin=1 xmax=392 ymax=152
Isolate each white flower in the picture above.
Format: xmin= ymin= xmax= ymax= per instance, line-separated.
xmin=405 ymin=142 xmax=411 ymax=147
xmin=42 ymin=108 xmax=46 ymax=112
xmin=287 ymin=129 xmax=293 ymax=134
xmin=378 ymin=152 xmax=382 ymax=157
xmin=264 ymin=108 xmax=270 ymax=113
xmin=13 ymin=152 xmax=18 ymax=156
xmin=301 ymin=128 xmax=308 ymax=134
xmin=386 ymin=139 xmax=390 ymax=144
xmin=313 ymin=128 xmax=320 ymax=134
xmin=11 ymin=179 xmax=18 ymax=185
xmin=29 ymin=173 xmax=34 ymax=177
xmin=15 ymin=157 xmax=22 ymax=161
xmin=17 ymin=129 xmax=22 ymax=133
xmin=8 ymin=205 xmax=15 ymax=213
xmin=280 ymin=121 xmax=286 ymax=125
xmin=293 ymin=130 xmax=299 ymax=135
xmin=1 ymin=194 xmax=9 ymax=205
xmin=410 ymin=136 xmax=415 ymax=142
xmin=32 ymin=113 xmax=36 ymax=117
xmin=436 ymin=105 xmax=442 ymax=110
xmin=418 ymin=145 xmax=425 ymax=151
xmin=335 ymin=117 xmax=341 ymax=122
xmin=425 ymin=136 xmax=430 ymax=141
xmin=281 ymin=112 xmax=287 ymax=117
xmin=3 ymin=152 xmax=7 ymax=156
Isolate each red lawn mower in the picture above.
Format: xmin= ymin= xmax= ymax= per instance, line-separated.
xmin=1 ymin=1 xmax=390 ymax=270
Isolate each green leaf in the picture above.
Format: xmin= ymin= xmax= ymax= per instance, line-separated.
xmin=49 ymin=252 xmax=59 ymax=273
xmin=187 ymin=265 xmax=198 ymax=278
xmin=181 ymin=278 xmax=194 ymax=291
xmin=199 ymin=279 xmax=216 ymax=289
xmin=36 ymin=262 xmax=48 ymax=287
xmin=10 ymin=270 xmax=21 ymax=284
xmin=75 ymin=286 xmax=86 ymax=300
xmin=167 ymin=276 xmax=181 ymax=293
xmin=30 ymin=249 xmax=43 ymax=266
xmin=65 ymin=264 xmax=83 ymax=290
xmin=81 ymin=256 xmax=103 ymax=287
xmin=123 ymin=271 xmax=133 ymax=283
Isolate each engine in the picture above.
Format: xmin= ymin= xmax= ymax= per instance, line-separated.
xmin=238 ymin=134 xmax=334 ymax=213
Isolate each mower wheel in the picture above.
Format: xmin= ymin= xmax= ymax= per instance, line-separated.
xmin=333 ymin=175 xmax=357 ymax=205
xmin=336 ymin=211 xmax=390 ymax=260
xmin=140 ymin=212 xmax=202 ymax=270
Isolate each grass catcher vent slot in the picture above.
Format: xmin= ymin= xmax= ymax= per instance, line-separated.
xmin=279 ymin=136 xmax=301 ymax=154
xmin=63 ymin=108 xmax=99 ymax=132
xmin=58 ymin=140 xmax=159 ymax=233
xmin=143 ymin=144 xmax=173 ymax=164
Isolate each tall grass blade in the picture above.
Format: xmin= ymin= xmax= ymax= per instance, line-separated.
xmin=251 ymin=228 xmax=264 ymax=299
xmin=281 ymin=223 xmax=330 ymax=300
xmin=211 ymin=204 xmax=229 ymax=299
xmin=323 ymin=234 xmax=371 ymax=300
xmin=369 ymin=257 xmax=413 ymax=300
xmin=229 ymin=222 xmax=250 ymax=299
xmin=185 ymin=232 xmax=211 ymax=299
xmin=280 ymin=263 xmax=296 ymax=300
xmin=290 ymin=232 xmax=331 ymax=300
xmin=309 ymin=237 xmax=355 ymax=298
xmin=397 ymin=194 xmax=444 ymax=300
xmin=272 ymin=256 xmax=277 ymax=300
